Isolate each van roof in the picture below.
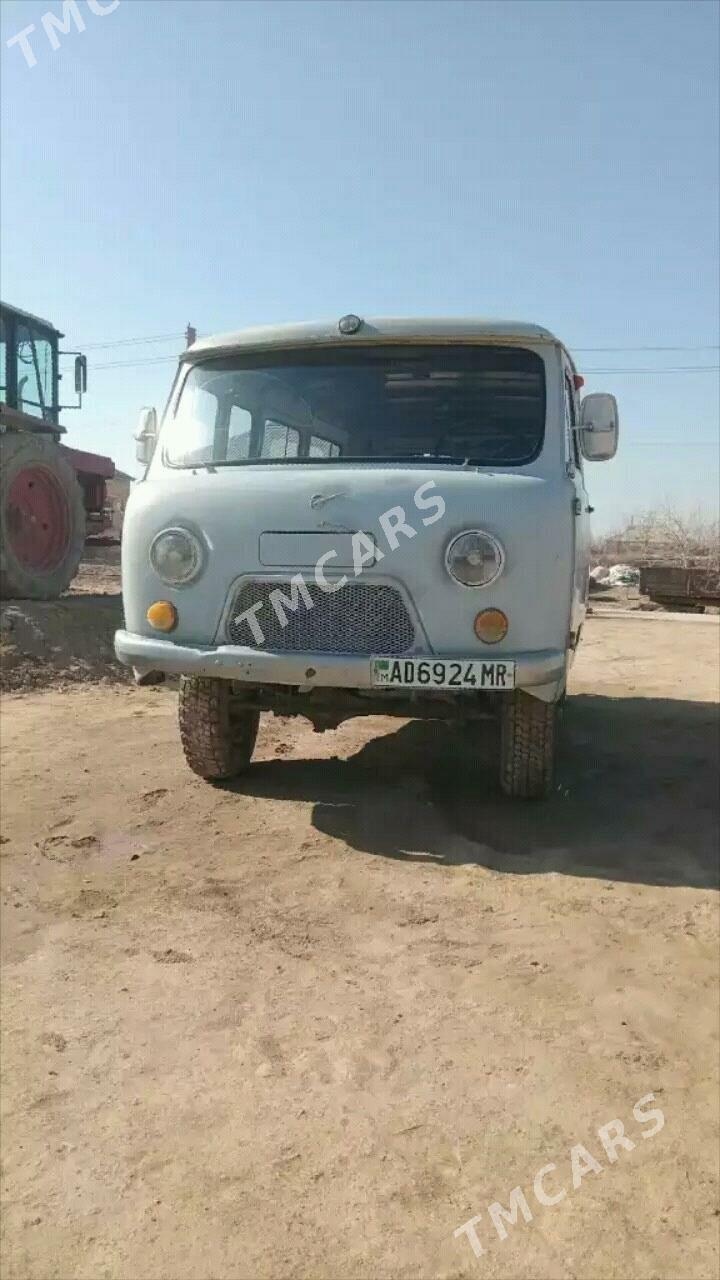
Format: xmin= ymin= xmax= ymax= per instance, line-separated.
xmin=184 ymin=316 xmax=568 ymax=362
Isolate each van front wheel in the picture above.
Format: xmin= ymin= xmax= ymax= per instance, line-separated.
xmin=179 ymin=677 xmax=259 ymax=780
xmin=500 ymin=690 xmax=556 ymax=799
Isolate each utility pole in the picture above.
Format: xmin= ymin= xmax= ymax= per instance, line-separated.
xmin=185 ymin=323 xmax=197 ymax=348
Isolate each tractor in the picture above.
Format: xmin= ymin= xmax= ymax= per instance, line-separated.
xmin=0 ymin=301 xmax=115 ymax=598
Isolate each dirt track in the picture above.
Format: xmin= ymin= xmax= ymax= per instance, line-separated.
xmin=1 ymin=615 xmax=719 ymax=1280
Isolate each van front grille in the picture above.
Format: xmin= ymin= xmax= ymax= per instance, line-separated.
xmin=226 ymin=578 xmax=416 ymax=655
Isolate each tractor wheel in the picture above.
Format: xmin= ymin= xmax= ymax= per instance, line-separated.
xmin=0 ymin=432 xmax=86 ymax=599
xmin=178 ymin=677 xmax=260 ymax=781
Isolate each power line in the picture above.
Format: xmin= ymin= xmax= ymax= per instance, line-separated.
xmin=90 ymin=360 xmax=717 ymax=373
xmin=72 ymin=334 xmax=720 ymax=354
xmin=582 ymin=366 xmax=719 ymax=374
xmin=92 ymin=355 xmax=179 ymax=369
xmin=574 ymin=344 xmax=719 ymax=352
xmin=623 ymin=441 xmax=718 ymax=447
xmin=77 ymin=332 xmax=184 ymax=351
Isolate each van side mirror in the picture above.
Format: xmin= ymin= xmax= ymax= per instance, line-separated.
xmin=578 ymin=392 xmax=619 ymax=461
xmin=135 ymin=406 xmax=158 ymax=465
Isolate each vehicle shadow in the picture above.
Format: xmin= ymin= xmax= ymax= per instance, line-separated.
xmin=227 ymin=695 xmax=719 ymax=890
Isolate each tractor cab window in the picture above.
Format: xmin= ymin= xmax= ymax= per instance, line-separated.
xmin=15 ymin=323 xmax=54 ymax=421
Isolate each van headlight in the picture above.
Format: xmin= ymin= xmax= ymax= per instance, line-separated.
xmin=445 ymin=530 xmax=504 ymax=588
xmin=150 ymin=527 xmax=204 ymax=585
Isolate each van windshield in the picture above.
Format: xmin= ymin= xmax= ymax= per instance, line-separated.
xmin=163 ymin=345 xmax=546 ymax=468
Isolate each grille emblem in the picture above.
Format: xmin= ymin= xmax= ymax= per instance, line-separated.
xmin=310 ymin=491 xmax=347 ymax=510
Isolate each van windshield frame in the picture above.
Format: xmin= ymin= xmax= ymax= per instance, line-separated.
xmin=162 ymin=344 xmax=547 ymax=469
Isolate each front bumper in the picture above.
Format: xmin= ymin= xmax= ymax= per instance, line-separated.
xmin=114 ymin=630 xmax=567 ymax=693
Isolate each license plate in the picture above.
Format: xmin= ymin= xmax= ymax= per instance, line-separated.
xmin=371 ymin=658 xmax=515 ymax=689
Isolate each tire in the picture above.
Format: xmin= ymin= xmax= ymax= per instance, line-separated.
xmin=500 ymin=690 xmax=556 ymax=799
xmin=0 ymin=432 xmax=86 ymax=599
xmin=178 ymin=677 xmax=259 ymax=780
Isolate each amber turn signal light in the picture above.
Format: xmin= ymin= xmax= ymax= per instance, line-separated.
xmin=474 ymin=607 xmax=508 ymax=644
xmin=147 ymin=600 xmax=177 ymax=632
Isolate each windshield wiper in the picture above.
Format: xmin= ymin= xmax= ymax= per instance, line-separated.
xmin=206 ymin=452 xmax=476 ymax=467
xmin=379 ymin=453 xmax=474 ymax=465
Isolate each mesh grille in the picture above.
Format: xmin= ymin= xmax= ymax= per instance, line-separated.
xmin=227 ymin=578 xmax=416 ymax=654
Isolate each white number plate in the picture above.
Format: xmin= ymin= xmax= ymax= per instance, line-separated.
xmin=371 ymin=658 xmax=515 ymax=690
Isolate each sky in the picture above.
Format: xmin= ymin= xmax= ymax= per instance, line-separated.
xmin=1 ymin=0 xmax=718 ymax=530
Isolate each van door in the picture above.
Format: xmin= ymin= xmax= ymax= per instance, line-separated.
xmin=563 ymin=367 xmax=591 ymax=641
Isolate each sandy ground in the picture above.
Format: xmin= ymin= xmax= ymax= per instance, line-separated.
xmin=0 ymin=556 xmax=125 ymax=694
xmin=1 ymin=615 xmax=719 ymax=1280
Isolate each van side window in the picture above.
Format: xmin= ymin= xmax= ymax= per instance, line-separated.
xmin=309 ymin=434 xmax=341 ymax=458
xmin=564 ymin=375 xmax=581 ymax=468
xmin=227 ymin=405 xmax=252 ymax=460
xmin=0 ymin=312 xmax=7 ymax=400
xmin=262 ymin=419 xmax=300 ymax=459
